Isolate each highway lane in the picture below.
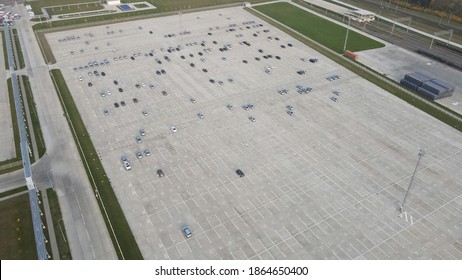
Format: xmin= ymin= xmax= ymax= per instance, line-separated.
xmin=8 ymin=4 xmax=117 ymax=259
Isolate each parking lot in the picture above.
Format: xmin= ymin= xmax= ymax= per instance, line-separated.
xmin=46 ymin=7 xmax=462 ymax=259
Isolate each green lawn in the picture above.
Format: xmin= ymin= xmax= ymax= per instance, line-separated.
xmin=46 ymin=3 xmax=104 ymax=16
xmin=46 ymin=188 xmax=72 ymax=259
xmin=0 ymin=78 xmax=22 ymax=175
xmin=254 ymin=2 xmax=384 ymax=53
xmin=123 ymin=0 xmax=270 ymax=11
xmin=50 ymin=69 xmax=142 ymax=260
xmin=0 ymin=186 xmax=28 ymax=199
xmin=21 ymin=76 xmax=46 ymax=158
xmin=0 ymin=193 xmax=37 ymax=259
xmin=1 ymin=31 xmax=9 ymax=69
xmin=25 ymin=0 xmax=101 ymax=15
xmin=12 ymin=29 xmax=25 ymax=70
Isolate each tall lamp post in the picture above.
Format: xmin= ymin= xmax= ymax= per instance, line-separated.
xmin=400 ymin=148 xmax=426 ymax=213
xmin=343 ymin=16 xmax=351 ymax=53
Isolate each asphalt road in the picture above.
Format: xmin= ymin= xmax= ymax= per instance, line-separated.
xmin=0 ymin=4 xmax=117 ymax=259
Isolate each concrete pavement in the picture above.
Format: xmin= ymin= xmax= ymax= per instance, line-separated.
xmin=6 ymin=4 xmax=117 ymax=259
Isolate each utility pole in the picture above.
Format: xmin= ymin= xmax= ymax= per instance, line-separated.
xmin=343 ymin=16 xmax=351 ymax=53
xmin=400 ymin=148 xmax=426 ymax=213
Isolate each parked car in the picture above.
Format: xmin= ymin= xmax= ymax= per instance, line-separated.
xmin=236 ymin=169 xmax=245 ymax=177
xmin=182 ymin=226 xmax=192 ymax=238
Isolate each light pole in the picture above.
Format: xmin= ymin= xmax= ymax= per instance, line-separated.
xmin=400 ymin=148 xmax=426 ymax=213
xmin=343 ymin=16 xmax=351 ymax=53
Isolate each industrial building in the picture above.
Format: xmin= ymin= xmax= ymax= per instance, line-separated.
xmin=400 ymin=72 xmax=455 ymax=100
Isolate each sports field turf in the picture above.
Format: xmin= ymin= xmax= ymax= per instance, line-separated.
xmin=254 ymin=2 xmax=384 ymax=53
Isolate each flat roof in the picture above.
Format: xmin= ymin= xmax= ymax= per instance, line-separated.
xmin=352 ymin=9 xmax=375 ymax=16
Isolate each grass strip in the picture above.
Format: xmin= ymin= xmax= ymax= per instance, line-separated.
xmin=46 ymin=188 xmax=72 ymax=259
xmin=0 ymin=186 xmax=28 ymax=199
xmin=21 ymin=75 xmax=46 ymax=158
xmin=253 ymin=2 xmax=384 ymax=53
xmin=246 ymin=7 xmax=462 ymax=132
xmin=16 ymin=76 xmax=35 ymax=163
xmin=1 ymin=30 xmax=9 ymax=69
xmin=12 ymin=29 xmax=25 ymax=70
xmin=49 ymin=69 xmax=142 ymax=259
xmin=0 ymin=78 xmax=22 ymax=175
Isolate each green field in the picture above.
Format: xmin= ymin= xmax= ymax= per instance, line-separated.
xmin=46 ymin=3 xmax=104 ymax=16
xmin=254 ymin=2 xmax=384 ymax=53
xmin=0 ymin=192 xmax=37 ymax=260
xmin=50 ymin=69 xmax=142 ymax=260
xmin=46 ymin=188 xmax=72 ymax=259
xmin=0 ymin=78 xmax=22 ymax=175
xmin=25 ymin=0 xmax=101 ymax=15
xmin=133 ymin=0 xmax=270 ymax=11
xmin=0 ymin=186 xmax=28 ymax=199
xmin=22 ymin=75 xmax=47 ymax=159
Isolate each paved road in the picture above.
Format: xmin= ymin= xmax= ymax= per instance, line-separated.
xmin=1 ymin=4 xmax=118 ymax=259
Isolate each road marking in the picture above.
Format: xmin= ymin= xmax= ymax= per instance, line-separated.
xmin=399 ymin=211 xmax=414 ymax=225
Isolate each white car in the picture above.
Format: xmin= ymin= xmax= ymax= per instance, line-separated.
xmin=171 ymin=126 xmax=177 ymax=133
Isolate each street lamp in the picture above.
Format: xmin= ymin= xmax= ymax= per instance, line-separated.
xmin=399 ymin=148 xmax=426 ymax=213
xmin=343 ymin=16 xmax=351 ymax=53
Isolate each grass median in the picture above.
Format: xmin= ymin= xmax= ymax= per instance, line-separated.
xmin=46 ymin=188 xmax=72 ymax=259
xmin=1 ymin=31 xmax=9 ymax=69
xmin=49 ymin=69 xmax=142 ymax=259
xmin=12 ymin=29 xmax=25 ymax=70
xmin=0 ymin=78 xmax=22 ymax=175
xmin=21 ymin=75 xmax=46 ymax=158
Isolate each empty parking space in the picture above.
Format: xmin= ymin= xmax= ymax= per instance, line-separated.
xmin=46 ymin=7 xmax=462 ymax=259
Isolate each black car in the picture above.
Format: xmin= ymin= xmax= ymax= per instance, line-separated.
xmin=255 ymin=57 xmax=260 ymax=61
xmin=242 ymin=60 xmax=248 ymax=64
xmin=190 ymin=63 xmax=195 ymax=68
xmin=258 ymin=49 xmax=263 ymax=53
xmin=120 ymin=101 xmax=126 ymax=106
xmin=161 ymin=69 xmax=166 ymax=74
xmin=180 ymin=55 xmax=185 ymax=59
xmin=113 ymin=80 xmax=118 ymax=85
xmin=101 ymin=72 xmax=106 ymax=76
xmin=114 ymin=102 xmax=119 ymax=108
xmin=133 ymin=98 xmax=138 ymax=103
xmin=156 ymin=70 xmax=161 ymax=75
xmin=189 ymin=54 xmax=194 ymax=57
xmin=236 ymin=169 xmax=245 ymax=177
xmin=88 ymin=82 xmax=93 ymax=87
xmin=118 ymin=88 xmax=123 ymax=92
